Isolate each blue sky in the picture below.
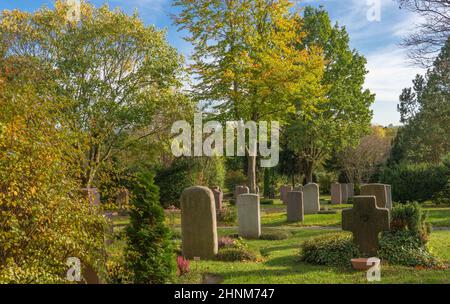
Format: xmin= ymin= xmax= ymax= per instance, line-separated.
xmin=0 ymin=0 xmax=426 ymax=126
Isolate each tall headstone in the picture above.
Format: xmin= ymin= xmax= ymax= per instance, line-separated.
xmin=287 ymin=191 xmax=304 ymax=222
xmin=280 ymin=185 xmax=293 ymax=203
xmin=331 ymin=183 xmax=342 ymax=205
xmin=347 ymin=183 xmax=355 ymax=198
xmin=385 ymin=185 xmax=393 ymax=210
xmin=237 ymin=194 xmax=261 ymax=239
xmin=303 ymin=183 xmax=320 ymax=214
xmin=211 ymin=187 xmax=223 ymax=214
xmin=234 ymin=185 xmax=250 ymax=199
xmin=342 ymin=196 xmax=390 ymax=256
xmin=361 ymin=184 xmax=390 ymax=209
xmin=341 ymin=183 xmax=349 ymax=204
xmin=181 ymin=186 xmax=218 ymax=259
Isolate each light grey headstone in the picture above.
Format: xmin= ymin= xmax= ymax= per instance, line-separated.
xmin=304 ymin=183 xmax=320 ymax=214
xmin=347 ymin=183 xmax=355 ymax=198
xmin=385 ymin=184 xmax=392 ymax=210
xmin=237 ymin=194 xmax=261 ymax=239
xmin=341 ymin=183 xmax=348 ymax=204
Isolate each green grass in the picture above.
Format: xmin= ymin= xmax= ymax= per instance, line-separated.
xmin=179 ymin=228 xmax=450 ymax=284
xmin=108 ymin=201 xmax=450 ymax=284
xmin=425 ymin=207 xmax=450 ymax=227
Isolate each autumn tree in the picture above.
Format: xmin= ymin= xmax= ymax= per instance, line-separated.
xmin=285 ymin=6 xmax=374 ymax=183
xmin=0 ymin=1 xmax=191 ymax=188
xmin=337 ymin=126 xmax=392 ymax=184
xmin=174 ymin=0 xmax=325 ymax=193
xmin=0 ymin=56 xmax=105 ymax=283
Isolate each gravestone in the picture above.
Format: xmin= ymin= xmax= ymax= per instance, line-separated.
xmin=280 ymin=185 xmax=293 ymax=203
xmin=181 ymin=186 xmax=218 ymax=259
xmin=81 ymin=188 xmax=101 ymax=207
xmin=385 ymin=185 xmax=392 ymax=210
xmin=116 ymin=188 xmax=129 ymax=210
xmin=234 ymin=186 xmax=250 ymax=199
xmin=341 ymin=183 xmax=349 ymax=204
xmin=287 ymin=191 xmax=304 ymax=222
xmin=237 ymin=194 xmax=261 ymax=239
xmin=82 ymin=264 xmax=101 ymax=284
xmin=331 ymin=183 xmax=342 ymax=204
xmin=211 ymin=187 xmax=223 ymax=214
xmin=347 ymin=183 xmax=355 ymax=198
xmin=294 ymin=185 xmax=304 ymax=192
xmin=342 ymin=196 xmax=390 ymax=256
xmin=303 ymin=183 xmax=320 ymax=214
xmin=361 ymin=184 xmax=391 ymax=209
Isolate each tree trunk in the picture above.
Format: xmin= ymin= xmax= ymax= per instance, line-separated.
xmin=304 ymin=160 xmax=314 ymax=184
xmin=247 ymin=155 xmax=257 ymax=193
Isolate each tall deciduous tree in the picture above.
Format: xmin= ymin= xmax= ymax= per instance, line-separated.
xmin=0 ymin=1 xmax=191 ymax=188
xmin=286 ymin=6 xmax=374 ymax=183
xmin=0 ymin=56 xmax=105 ymax=283
xmin=174 ymin=0 xmax=325 ymax=192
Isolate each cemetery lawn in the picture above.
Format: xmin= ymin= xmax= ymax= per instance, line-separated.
xmin=109 ymin=200 xmax=450 ymax=284
xmin=176 ymin=228 xmax=450 ymax=284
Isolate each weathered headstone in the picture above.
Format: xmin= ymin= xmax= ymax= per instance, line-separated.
xmin=81 ymin=188 xmax=101 ymax=207
xmin=116 ymin=188 xmax=129 ymax=210
xmin=82 ymin=264 xmax=101 ymax=284
xmin=361 ymin=184 xmax=390 ymax=209
xmin=331 ymin=183 xmax=342 ymax=205
xmin=342 ymin=196 xmax=390 ymax=256
xmin=234 ymin=185 xmax=250 ymax=199
xmin=385 ymin=185 xmax=392 ymax=210
xmin=237 ymin=194 xmax=261 ymax=239
xmin=287 ymin=191 xmax=304 ymax=222
xmin=341 ymin=183 xmax=349 ymax=204
xmin=211 ymin=187 xmax=223 ymax=214
xmin=347 ymin=183 xmax=355 ymax=198
xmin=303 ymin=183 xmax=320 ymax=214
xmin=181 ymin=186 xmax=218 ymax=259
xmin=280 ymin=185 xmax=293 ymax=203
xmin=294 ymin=185 xmax=304 ymax=192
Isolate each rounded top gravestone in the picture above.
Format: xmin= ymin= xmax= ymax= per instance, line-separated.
xmin=303 ymin=183 xmax=320 ymax=214
xmin=180 ymin=186 xmax=218 ymax=259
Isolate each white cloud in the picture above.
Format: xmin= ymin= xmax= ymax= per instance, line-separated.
xmin=365 ymin=46 xmax=426 ymax=125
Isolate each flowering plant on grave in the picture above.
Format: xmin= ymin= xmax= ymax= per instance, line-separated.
xmin=177 ymin=256 xmax=190 ymax=276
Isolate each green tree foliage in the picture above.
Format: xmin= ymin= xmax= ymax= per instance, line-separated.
xmin=126 ymin=172 xmax=175 ymax=284
xmin=263 ymin=168 xmax=276 ymax=198
xmin=174 ymin=0 xmax=326 ymax=193
xmin=286 ymin=6 xmax=374 ymax=183
xmin=0 ymin=1 xmax=191 ymax=188
xmin=0 ymin=57 xmax=105 ymax=283
xmin=393 ymin=40 xmax=450 ymax=164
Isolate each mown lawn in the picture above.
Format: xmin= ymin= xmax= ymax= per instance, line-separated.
xmin=176 ymin=228 xmax=450 ymax=284
xmin=108 ymin=198 xmax=450 ymax=284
